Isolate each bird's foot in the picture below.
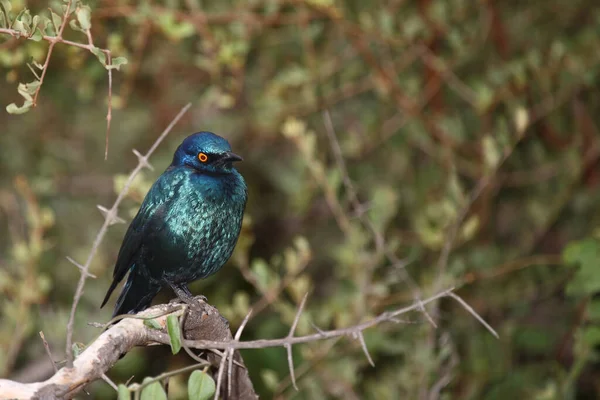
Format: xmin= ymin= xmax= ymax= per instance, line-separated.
xmin=168 ymin=283 xmax=207 ymax=307
xmin=194 ymin=294 xmax=208 ymax=303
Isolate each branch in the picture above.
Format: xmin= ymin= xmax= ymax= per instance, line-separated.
xmin=64 ymin=103 xmax=192 ymax=366
xmin=0 ymin=299 xmax=257 ymax=400
xmin=0 ymin=288 xmax=495 ymax=399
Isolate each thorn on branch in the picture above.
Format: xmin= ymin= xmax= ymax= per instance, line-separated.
xmin=96 ymin=205 xmax=125 ymax=225
xmin=287 ymin=293 xmax=309 ymax=391
xmin=228 ymin=309 xmax=252 ymax=397
xmin=66 ymin=256 xmax=96 ymax=279
xmin=39 ymin=331 xmax=58 ymax=373
xmin=447 ymin=292 xmax=499 ymax=339
xmin=132 ymin=149 xmax=154 ymax=171
xmin=354 ymin=331 xmax=374 ymax=367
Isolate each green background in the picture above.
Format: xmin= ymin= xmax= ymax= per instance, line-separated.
xmin=1 ymin=0 xmax=600 ymax=398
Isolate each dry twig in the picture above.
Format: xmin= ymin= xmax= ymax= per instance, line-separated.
xmin=0 ymin=287 xmax=496 ymax=399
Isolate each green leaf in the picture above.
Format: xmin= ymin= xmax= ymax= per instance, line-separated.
xmin=0 ymin=0 xmax=10 ymax=26
xmin=588 ymin=299 xmax=600 ymax=321
xmin=76 ymin=5 xmax=91 ymax=30
xmin=117 ymin=384 xmax=131 ymax=400
xmin=20 ymin=80 xmax=41 ymax=96
xmin=0 ymin=0 xmax=11 ymax=14
xmin=72 ymin=342 xmax=85 ymax=358
xmin=143 ymin=318 xmax=162 ymax=330
xmin=166 ymin=314 xmax=181 ymax=354
xmin=69 ymin=19 xmax=85 ymax=33
xmin=31 ymin=27 xmax=43 ymax=41
xmin=156 ymin=12 xmax=195 ymax=40
xmin=107 ymin=56 xmax=128 ymax=70
xmin=140 ymin=379 xmax=167 ymax=400
xmin=90 ymin=47 xmax=107 ymax=66
xmin=12 ymin=19 xmax=29 ymax=36
xmin=583 ymin=326 xmax=600 ymax=347
xmin=188 ymin=370 xmax=216 ymax=400
xmin=6 ymin=101 xmax=33 ymax=115
xmin=563 ymin=238 xmax=600 ymax=296
xmin=51 ymin=11 xmax=62 ymax=34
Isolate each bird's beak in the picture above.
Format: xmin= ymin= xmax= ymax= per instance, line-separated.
xmin=221 ymin=151 xmax=243 ymax=163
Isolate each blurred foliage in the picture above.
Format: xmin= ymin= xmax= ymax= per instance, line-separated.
xmin=1 ymin=0 xmax=600 ymax=398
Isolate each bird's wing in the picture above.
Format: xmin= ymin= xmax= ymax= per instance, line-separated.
xmin=101 ymin=174 xmax=174 ymax=308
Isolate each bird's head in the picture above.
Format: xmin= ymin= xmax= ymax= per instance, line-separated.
xmin=171 ymin=132 xmax=243 ymax=174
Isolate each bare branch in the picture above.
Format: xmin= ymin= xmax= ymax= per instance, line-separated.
xmin=177 ymin=289 xmax=454 ymax=351
xmin=65 ymin=256 xmax=96 ymax=279
xmin=38 ymin=331 xmax=58 ymax=374
xmin=65 ymin=103 xmax=192 ymax=366
xmin=0 ymin=300 xmax=256 ymax=400
xmin=228 ymin=309 xmax=252 ymax=396
xmin=214 ymin=346 xmax=229 ymax=400
xmin=0 ymin=288 xmax=497 ymax=399
xmin=447 ymin=292 xmax=499 ymax=339
xmin=355 ymin=331 xmax=374 ymax=367
xmin=101 ymin=374 xmax=118 ymax=392
xmin=286 ymin=293 xmax=308 ymax=390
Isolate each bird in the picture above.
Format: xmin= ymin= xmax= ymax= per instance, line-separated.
xmin=101 ymin=132 xmax=247 ymax=317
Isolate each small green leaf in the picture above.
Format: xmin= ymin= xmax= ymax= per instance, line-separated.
xmin=31 ymin=27 xmax=43 ymax=41
xmin=69 ymin=19 xmax=85 ymax=33
xmin=21 ymin=80 xmax=41 ymax=95
xmin=90 ymin=46 xmax=107 ymax=66
xmin=188 ymin=370 xmax=216 ymax=400
xmin=72 ymin=342 xmax=85 ymax=358
xmin=51 ymin=11 xmax=62 ymax=34
xmin=143 ymin=318 xmax=161 ymax=330
xmin=140 ymin=379 xmax=167 ymax=400
xmin=12 ymin=19 xmax=29 ymax=36
xmin=166 ymin=314 xmax=181 ymax=354
xmin=107 ymin=56 xmax=128 ymax=70
xmin=19 ymin=9 xmax=32 ymax=26
xmin=583 ymin=326 xmax=600 ymax=347
xmin=117 ymin=385 xmax=131 ymax=400
xmin=76 ymin=5 xmax=91 ymax=30
xmin=0 ymin=0 xmax=11 ymax=14
xmin=6 ymin=101 xmax=33 ymax=115
xmin=563 ymin=238 xmax=600 ymax=296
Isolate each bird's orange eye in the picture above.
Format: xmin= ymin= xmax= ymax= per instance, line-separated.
xmin=198 ymin=152 xmax=208 ymax=163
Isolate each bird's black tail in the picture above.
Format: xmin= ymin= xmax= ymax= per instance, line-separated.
xmin=107 ymin=268 xmax=162 ymax=318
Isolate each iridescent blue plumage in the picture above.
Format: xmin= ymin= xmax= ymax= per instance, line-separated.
xmin=101 ymin=132 xmax=247 ymax=317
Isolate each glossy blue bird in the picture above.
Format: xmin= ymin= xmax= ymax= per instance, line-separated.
xmin=101 ymin=132 xmax=247 ymax=317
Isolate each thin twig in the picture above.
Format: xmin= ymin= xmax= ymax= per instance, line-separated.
xmin=101 ymin=374 xmax=118 ymax=392
xmin=227 ymin=309 xmax=252 ymax=397
xmin=105 ymin=52 xmax=113 ymax=160
xmin=31 ymin=1 xmax=72 ymax=107
xmin=179 ymin=288 xmax=454 ymax=351
xmin=38 ymin=331 xmax=57 ymax=373
xmin=213 ymin=347 xmax=229 ymax=400
xmin=0 ymin=288 xmax=496 ymax=398
xmin=355 ymin=331 xmax=374 ymax=367
xmin=286 ymin=293 xmax=308 ymax=390
xmin=64 ymin=103 xmax=192 ymax=366
xmin=446 ymin=293 xmax=499 ymax=338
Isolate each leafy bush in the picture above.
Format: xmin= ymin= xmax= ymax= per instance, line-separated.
xmin=1 ymin=0 xmax=600 ymax=398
